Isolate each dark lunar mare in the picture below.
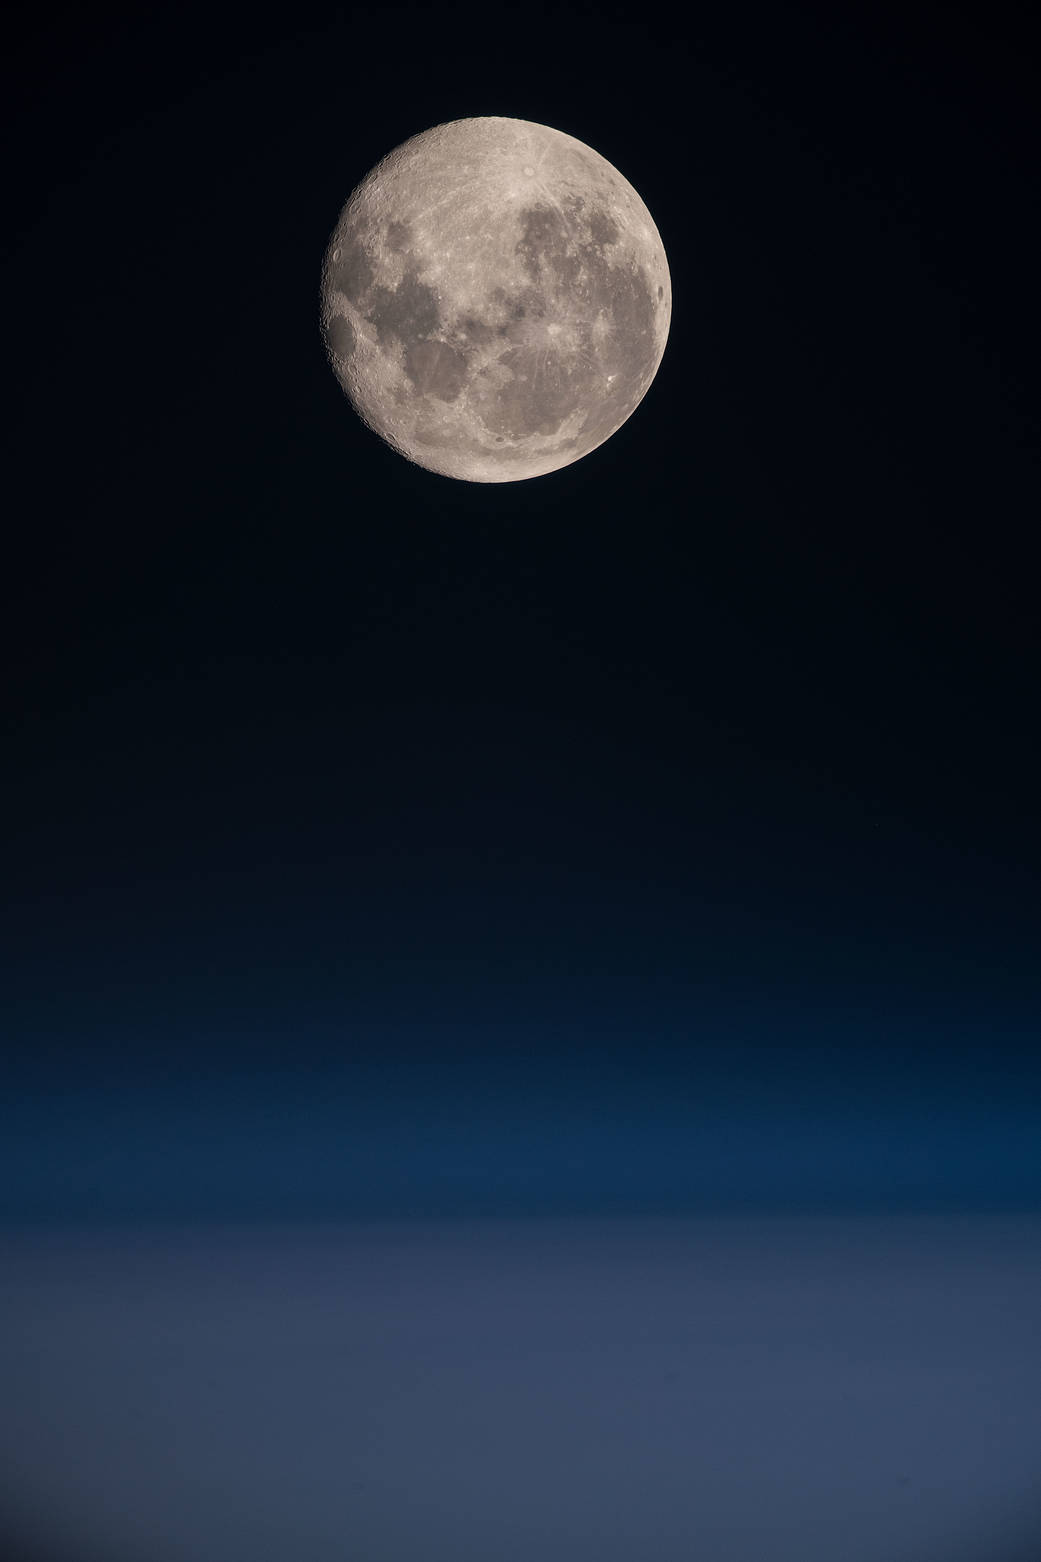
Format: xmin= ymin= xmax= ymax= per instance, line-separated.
xmin=501 ymin=200 xmax=660 ymax=444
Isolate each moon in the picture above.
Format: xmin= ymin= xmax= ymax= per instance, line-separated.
xmin=320 ymin=117 xmax=671 ymax=483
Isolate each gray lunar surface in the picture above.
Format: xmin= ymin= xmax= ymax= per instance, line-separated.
xmin=320 ymin=116 xmax=671 ymax=481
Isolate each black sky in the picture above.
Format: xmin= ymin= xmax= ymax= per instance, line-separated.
xmin=3 ymin=0 xmax=1040 ymax=1221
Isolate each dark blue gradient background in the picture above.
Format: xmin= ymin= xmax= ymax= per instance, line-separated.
xmin=3 ymin=1 xmax=1040 ymax=1557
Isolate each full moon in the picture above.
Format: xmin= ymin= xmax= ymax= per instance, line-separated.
xmin=320 ymin=117 xmax=671 ymax=482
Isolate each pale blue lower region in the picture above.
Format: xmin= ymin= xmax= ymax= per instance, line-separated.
xmin=1 ymin=1216 xmax=1040 ymax=1562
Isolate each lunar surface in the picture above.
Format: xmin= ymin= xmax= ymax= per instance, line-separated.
xmin=320 ymin=116 xmax=671 ymax=482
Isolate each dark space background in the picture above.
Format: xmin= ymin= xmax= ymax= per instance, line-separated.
xmin=2 ymin=2 xmax=1040 ymax=1558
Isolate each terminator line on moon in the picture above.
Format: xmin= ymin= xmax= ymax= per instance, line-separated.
xmin=320 ymin=116 xmax=671 ymax=482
